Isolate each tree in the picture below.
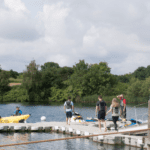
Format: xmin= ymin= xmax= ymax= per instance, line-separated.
xmin=66 ymin=60 xmax=89 ymax=97
xmin=126 ymin=78 xmax=143 ymax=97
xmin=140 ymin=76 xmax=150 ymax=97
xmin=9 ymin=69 xmax=19 ymax=79
xmin=66 ymin=60 xmax=115 ymax=97
xmin=0 ymin=69 xmax=10 ymax=101
xmin=86 ymin=62 xmax=116 ymax=95
xmin=22 ymin=60 xmax=42 ymax=102
xmin=41 ymin=62 xmax=60 ymax=72
xmin=133 ymin=66 xmax=146 ymax=80
xmin=115 ymin=75 xmax=130 ymax=83
xmin=145 ymin=65 xmax=150 ymax=78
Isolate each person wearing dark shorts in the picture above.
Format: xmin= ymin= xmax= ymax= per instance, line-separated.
xmin=64 ymin=96 xmax=74 ymax=125
xmin=66 ymin=111 xmax=72 ymax=118
xmin=96 ymin=95 xmax=107 ymax=132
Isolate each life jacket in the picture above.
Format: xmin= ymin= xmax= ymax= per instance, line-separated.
xmin=98 ymin=100 xmax=106 ymax=111
xmin=15 ymin=110 xmax=21 ymax=116
xmin=112 ymin=107 xmax=119 ymax=116
xmin=66 ymin=101 xmax=72 ymax=109
xmin=120 ymin=99 xmax=124 ymax=106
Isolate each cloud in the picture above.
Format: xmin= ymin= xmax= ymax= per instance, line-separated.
xmin=0 ymin=0 xmax=41 ymax=41
xmin=110 ymin=52 xmax=150 ymax=75
xmin=38 ymin=2 xmax=70 ymax=37
xmin=0 ymin=0 xmax=150 ymax=75
xmin=4 ymin=0 xmax=29 ymax=12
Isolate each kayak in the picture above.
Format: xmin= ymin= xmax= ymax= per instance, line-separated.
xmin=0 ymin=114 xmax=31 ymax=123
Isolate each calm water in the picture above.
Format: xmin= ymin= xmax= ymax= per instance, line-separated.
xmin=0 ymin=103 xmax=148 ymax=150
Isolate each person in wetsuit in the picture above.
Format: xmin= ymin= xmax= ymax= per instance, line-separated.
xmin=14 ymin=106 xmax=22 ymax=116
xmin=106 ymin=98 xmax=120 ymax=131
xmin=95 ymin=95 xmax=107 ymax=132
xmin=117 ymin=94 xmax=126 ymax=121
xmin=64 ymin=96 xmax=74 ymax=125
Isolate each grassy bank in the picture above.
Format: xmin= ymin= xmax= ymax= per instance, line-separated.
xmin=9 ymin=78 xmax=22 ymax=83
xmin=75 ymin=94 xmax=149 ymax=105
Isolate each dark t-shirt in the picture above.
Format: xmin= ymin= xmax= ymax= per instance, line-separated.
xmin=96 ymin=100 xmax=107 ymax=112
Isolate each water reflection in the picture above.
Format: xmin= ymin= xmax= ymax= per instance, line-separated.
xmin=0 ymin=132 xmax=143 ymax=150
xmin=96 ymin=143 xmax=142 ymax=150
xmin=0 ymin=133 xmax=29 ymax=150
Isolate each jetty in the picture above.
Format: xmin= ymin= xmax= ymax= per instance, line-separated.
xmin=0 ymin=100 xmax=150 ymax=149
xmin=0 ymin=120 xmax=149 ymax=149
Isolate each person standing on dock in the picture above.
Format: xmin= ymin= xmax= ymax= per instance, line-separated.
xmin=64 ymin=96 xmax=74 ymax=125
xmin=95 ymin=95 xmax=107 ymax=132
xmin=14 ymin=106 xmax=22 ymax=116
xmin=106 ymin=98 xmax=120 ymax=131
xmin=117 ymin=94 xmax=126 ymax=121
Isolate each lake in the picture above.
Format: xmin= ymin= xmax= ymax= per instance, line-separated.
xmin=0 ymin=102 xmax=148 ymax=150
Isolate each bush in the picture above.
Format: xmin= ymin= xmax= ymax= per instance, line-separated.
xmin=48 ymin=87 xmax=66 ymax=102
xmin=3 ymin=86 xmax=28 ymax=102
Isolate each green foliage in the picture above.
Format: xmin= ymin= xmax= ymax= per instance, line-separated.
xmin=18 ymin=73 xmax=23 ymax=79
xmin=65 ymin=60 xmax=89 ymax=96
xmin=126 ymin=78 xmax=144 ymax=97
xmin=80 ymin=95 xmax=119 ymax=104
xmin=9 ymin=78 xmax=22 ymax=83
xmin=84 ymin=62 xmax=116 ymax=96
xmin=140 ymin=76 xmax=150 ymax=97
xmin=48 ymin=87 xmax=66 ymax=102
xmin=112 ymin=82 xmax=128 ymax=95
xmin=22 ymin=60 xmax=42 ymax=102
xmin=3 ymin=60 xmax=150 ymax=104
xmin=3 ymin=86 xmax=28 ymax=102
xmin=0 ymin=70 xmax=10 ymax=88
xmin=9 ymin=69 xmax=19 ymax=79
xmin=133 ymin=66 xmax=146 ymax=80
xmin=145 ymin=65 xmax=150 ymax=78
xmin=0 ymin=69 xmax=10 ymax=101
xmin=41 ymin=62 xmax=60 ymax=72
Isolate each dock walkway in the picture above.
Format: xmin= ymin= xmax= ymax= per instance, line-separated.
xmin=0 ymin=121 xmax=148 ymax=149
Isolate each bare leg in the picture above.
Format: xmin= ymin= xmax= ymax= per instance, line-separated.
xmin=68 ymin=118 xmax=71 ymax=125
xmin=66 ymin=118 xmax=68 ymax=125
xmin=102 ymin=120 xmax=107 ymax=132
xmin=98 ymin=120 xmax=102 ymax=132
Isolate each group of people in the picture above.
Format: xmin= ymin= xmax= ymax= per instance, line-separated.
xmin=64 ymin=94 xmax=126 ymax=131
xmin=15 ymin=95 xmax=126 ymax=131
xmin=96 ymin=94 xmax=126 ymax=131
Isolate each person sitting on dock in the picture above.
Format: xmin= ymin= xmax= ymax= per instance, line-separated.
xmin=95 ymin=95 xmax=107 ymax=132
xmin=117 ymin=94 xmax=126 ymax=121
xmin=64 ymin=96 xmax=74 ymax=125
xmin=14 ymin=106 xmax=22 ymax=116
xmin=106 ymin=98 xmax=120 ymax=131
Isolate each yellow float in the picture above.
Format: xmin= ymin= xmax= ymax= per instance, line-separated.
xmin=0 ymin=114 xmax=31 ymax=123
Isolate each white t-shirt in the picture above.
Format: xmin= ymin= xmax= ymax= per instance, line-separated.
xmin=64 ymin=101 xmax=74 ymax=112
xmin=110 ymin=104 xmax=120 ymax=116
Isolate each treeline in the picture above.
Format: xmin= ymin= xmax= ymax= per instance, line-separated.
xmin=0 ymin=60 xmax=150 ymax=104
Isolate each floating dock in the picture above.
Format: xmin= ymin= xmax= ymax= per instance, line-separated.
xmin=0 ymin=121 xmax=148 ymax=149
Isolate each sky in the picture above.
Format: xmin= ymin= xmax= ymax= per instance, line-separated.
xmin=0 ymin=0 xmax=150 ymax=75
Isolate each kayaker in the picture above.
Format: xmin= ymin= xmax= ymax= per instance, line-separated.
xmin=14 ymin=106 xmax=22 ymax=116
xmin=95 ymin=95 xmax=107 ymax=132
xmin=106 ymin=98 xmax=120 ymax=131
xmin=117 ymin=94 xmax=126 ymax=121
xmin=64 ymin=96 xmax=74 ymax=125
